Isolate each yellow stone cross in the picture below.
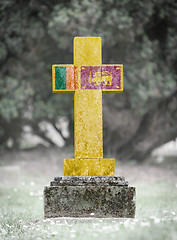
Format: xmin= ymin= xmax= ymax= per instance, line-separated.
xmin=52 ymin=37 xmax=123 ymax=176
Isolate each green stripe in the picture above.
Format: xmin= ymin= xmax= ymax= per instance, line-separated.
xmin=55 ymin=67 xmax=66 ymax=90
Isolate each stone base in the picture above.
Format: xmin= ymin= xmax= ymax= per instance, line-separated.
xmin=44 ymin=177 xmax=136 ymax=218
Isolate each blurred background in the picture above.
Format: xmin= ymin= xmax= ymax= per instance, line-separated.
xmin=1 ymin=2 xmax=177 ymax=238
xmin=0 ymin=0 xmax=177 ymax=164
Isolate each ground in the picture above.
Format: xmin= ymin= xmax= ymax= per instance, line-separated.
xmin=0 ymin=147 xmax=177 ymax=240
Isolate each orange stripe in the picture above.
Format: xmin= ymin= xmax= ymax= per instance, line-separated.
xmin=74 ymin=67 xmax=78 ymax=89
xmin=66 ymin=66 xmax=75 ymax=90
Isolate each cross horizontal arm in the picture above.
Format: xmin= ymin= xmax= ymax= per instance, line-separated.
xmin=52 ymin=64 xmax=123 ymax=92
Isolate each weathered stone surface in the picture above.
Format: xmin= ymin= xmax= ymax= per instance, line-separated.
xmin=44 ymin=176 xmax=136 ymax=218
xmin=51 ymin=176 xmax=128 ymax=186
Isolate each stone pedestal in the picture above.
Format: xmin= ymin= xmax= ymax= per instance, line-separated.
xmin=44 ymin=176 xmax=135 ymax=218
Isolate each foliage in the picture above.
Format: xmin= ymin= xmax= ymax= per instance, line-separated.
xmin=0 ymin=0 xmax=176 ymax=159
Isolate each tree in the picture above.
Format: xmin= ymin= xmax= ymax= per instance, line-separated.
xmin=0 ymin=0 xmax=176 ymax=161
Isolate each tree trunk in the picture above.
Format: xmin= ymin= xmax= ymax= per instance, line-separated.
xmin=103 ymin=90 xmax=177 ymax=161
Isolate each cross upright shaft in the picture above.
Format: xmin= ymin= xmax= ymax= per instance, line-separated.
xmin=74 ymin=37 xmax=103 ymax=159
xmin=64 ymin=37 xmax=115 ymax=176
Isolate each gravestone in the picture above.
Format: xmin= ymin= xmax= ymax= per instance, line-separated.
xmin=44 ymin=37 xmax=136 ymax=218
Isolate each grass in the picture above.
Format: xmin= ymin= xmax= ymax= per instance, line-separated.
xmin=0 ymin=179 xmax=177 ymax=240
xmin=0 ymin=147 xmax=177 ymax=239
